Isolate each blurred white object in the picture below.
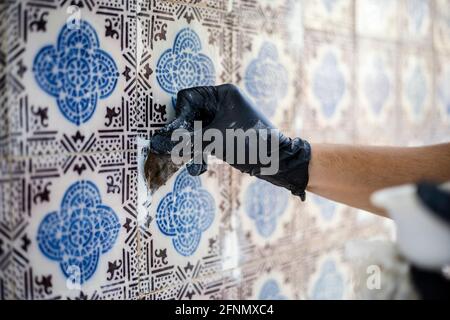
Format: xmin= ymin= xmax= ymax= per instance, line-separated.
xmin=345 ymin=240 xmax=417 ymax=300
xmin=371 ymin=183 xmax=450 ymax=271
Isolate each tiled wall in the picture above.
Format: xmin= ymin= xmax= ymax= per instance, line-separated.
xmin=0 ymin=0 xmax=449 ymax=300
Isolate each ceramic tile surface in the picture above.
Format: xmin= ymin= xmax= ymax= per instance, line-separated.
xmin=1 ymin=0 xmax=449 ymax=300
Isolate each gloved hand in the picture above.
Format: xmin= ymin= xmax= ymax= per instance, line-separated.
xmin=150 ymin=84 xmax=312 ymax=200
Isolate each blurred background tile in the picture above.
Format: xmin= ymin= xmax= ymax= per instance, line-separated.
xmin=400 ymin=0 xmax=432 ymax=45
xmin=303 ymin=0 xmax=353 ymax=35
xmin=355 ymin=39 xmax=398 ymax=145
xmin=300 ymin=31 xmax=356 ymax=144
xmin=356 ymin=0 xmax=399 ymax=41
xmin=433 ymin=0 xmax=450 ymax=53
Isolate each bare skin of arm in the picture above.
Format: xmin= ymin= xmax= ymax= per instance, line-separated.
xmin=307 ymin=143 xmax=450 ymax=217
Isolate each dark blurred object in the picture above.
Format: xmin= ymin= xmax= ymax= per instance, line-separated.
xmin=411 ymin=182 xmax=450 ymax=300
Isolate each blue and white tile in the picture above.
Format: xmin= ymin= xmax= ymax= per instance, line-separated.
xmin=435 ymin=54 xmax=450 ymax=129
xmin=400 ymin=0 xmax=432 ymax=44
xmin=308 ymin=253 xmax=350 ymax=300
xmin=235 ymin=175 xmax=296 ymax=255
xmin=135 ymin=4 xmax=230 ymax=139
xmin=161 ymin=0 xmax=230 ymax=10
xmin=307 ymin=194 xmax=344 ymax=229
xmin=137 ymin=138 xmax=233 ymax=295
xmin=4 ymin=151 xmax=140 ymax=299
xmin=433 ymin=0 xmax=450 ymax=53
xmin=301 ymin=32 xmax=355 ymax=142
xmin=232 ymin=0 xmax=292 ymax=35
xmin=356 ymin=39 xmax=398 ymax=145
xmin=303 ymin=0 xmax=353 ymax=34
xmin=232 ymin=28 xmax=300 ymax=129
xmin=248 ymin=270 xmax=296 ymax=300
xmin=356 ymin=0 xmax=399 ymax=40
xmin=398 ymin=48 xmax=435 ymax=144
xmin=7 ymin=1 xmax=137 ymax=157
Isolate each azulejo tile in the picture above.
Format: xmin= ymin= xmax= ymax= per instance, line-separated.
xmin=3 ymin=151 xmax=139 ymax=299
xmin=135 ymin=2 xmax=231 ymax=139
xmin=435 ymin=54 xmax=450 ymax=127
xmin=6 ymin=0 xmax=138 ymax=157
xmin=433 ymin=0 xmax=450 ymax=53
xmin=237 ymin=251 xmax=300 ymax=300
xmin=356 ymin=0 xmax=399 ymax=40
xmin=398 ymin=46 xmax=436 ymax=144
xmin=356 ymin=39 xmax=398 ymax=145
xmin=303 ymin=0 xmax=353 ymax=34
xmin=400 ymin=0 xmax=432 ymax=44
xmin=160 ymin=0 xmax=230 ymax=11
xmin=236 ymin=176 xmax=294 ymax=247
xmin=307 ymin=252 xmax=350 ymax=300
xmin=137 ymin=138 xmax=233 ymax=296
xmin=227 ymin=170 xmax=306 ymax=267
xmin=300 ymin=31 xmax=355 ymax=143
xmin=231 ymin=23 xmax=302 ymax=132
xmin=308 ymin=194 xmax=344 ymax=229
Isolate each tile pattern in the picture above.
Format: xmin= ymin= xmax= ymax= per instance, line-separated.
xmin=1 ymin=0 xmax=449 ymax=300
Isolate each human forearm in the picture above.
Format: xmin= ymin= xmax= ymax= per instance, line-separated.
xmin=307 ymin=143 xmax=450 ymax=217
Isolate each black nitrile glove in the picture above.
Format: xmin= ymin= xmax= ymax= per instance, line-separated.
xmin=150 ymin=84 xmax=311 ymax=200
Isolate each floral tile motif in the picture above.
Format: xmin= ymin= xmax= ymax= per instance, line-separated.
xmin=137 ymin=139 xmax=233 ymax=297
xmin=436 ymin=55 xmax=450 ymax=125
xmin=434 ymin=0 xmax=450 ymax=53
xmin=231 ymin=22 xmax=301 ymax=130
xmin=300 ymin=32 xmax=355 ymax=143
xmin=244 ymin=42 xmax=289 ymax=118
xmin=156 ymin=169 xmax=215 ymax=256
xmin=36 ymin=180 xmax=121 ymax=284
xmin=303 ymin=0 xmax=353 ymax=34
xmin=33 ymin=20 xmax=119 ymax=125
xmin=2 ymin=151 xmax=140 ymax=299
xmin=309 ymin=257 xmax=346 ymax=300
xmin=155 ymin=28 xmax=216 ymax=108
xmin=313 ymin=52 xmax=346 ymax=119
xmin=258 ymin=279 xmax=288 ymax=300
xmin=160 ymin=0 xmax=229 ymax=11
xmin=135 ymin=2 xmax=229 ymax=139
xmin=400 ymin=0 xmax=431 ymax=43
xmin=310 ymin=194 xmax=340 ymax=224
xmin=244 ymin=179 xmax=290 ymax=238
xmin=400 ymin=49 xmax=433 ymax=125
xmin=234 ymin=175 xmax=296 ymax=258
xmin=6 ymin=0 xmax=138 ymax=157
xmin=238 ymin=253 xmax=299 ymax=300
xmin=356 ymin=39 xmax=398 ymax=145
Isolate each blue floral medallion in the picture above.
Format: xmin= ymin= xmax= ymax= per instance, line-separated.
xmin=156 ymin=169 xmax=215 ymax=256
xmin=156 ymin=28 xmax=215 ymax=107
xmin=438 ymin=69 xmax=450 ymax=116
xmin=37 ymin=180 xmax=120 ymax=284
xmin=259 ymin=279 xmax=287 ymax=300
xmin=33 ymin=20 xmax=119 ymax=125
xmin=407 ymin=64 xmax=427 ymax=116
xmin=244 ymin=179 xmax=289 ymax=238
xmin=311 ymin=259 xmax=344 ymax=300
xmin=312 ymin=194 xmax=337 ymax=221
xmin=313 ymin=52 xmax=345 ymax=119
xmin=244 ymin=42 xmax=288 ymax=118
xmin=364 ymin=59 xmax=390 ymax=115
